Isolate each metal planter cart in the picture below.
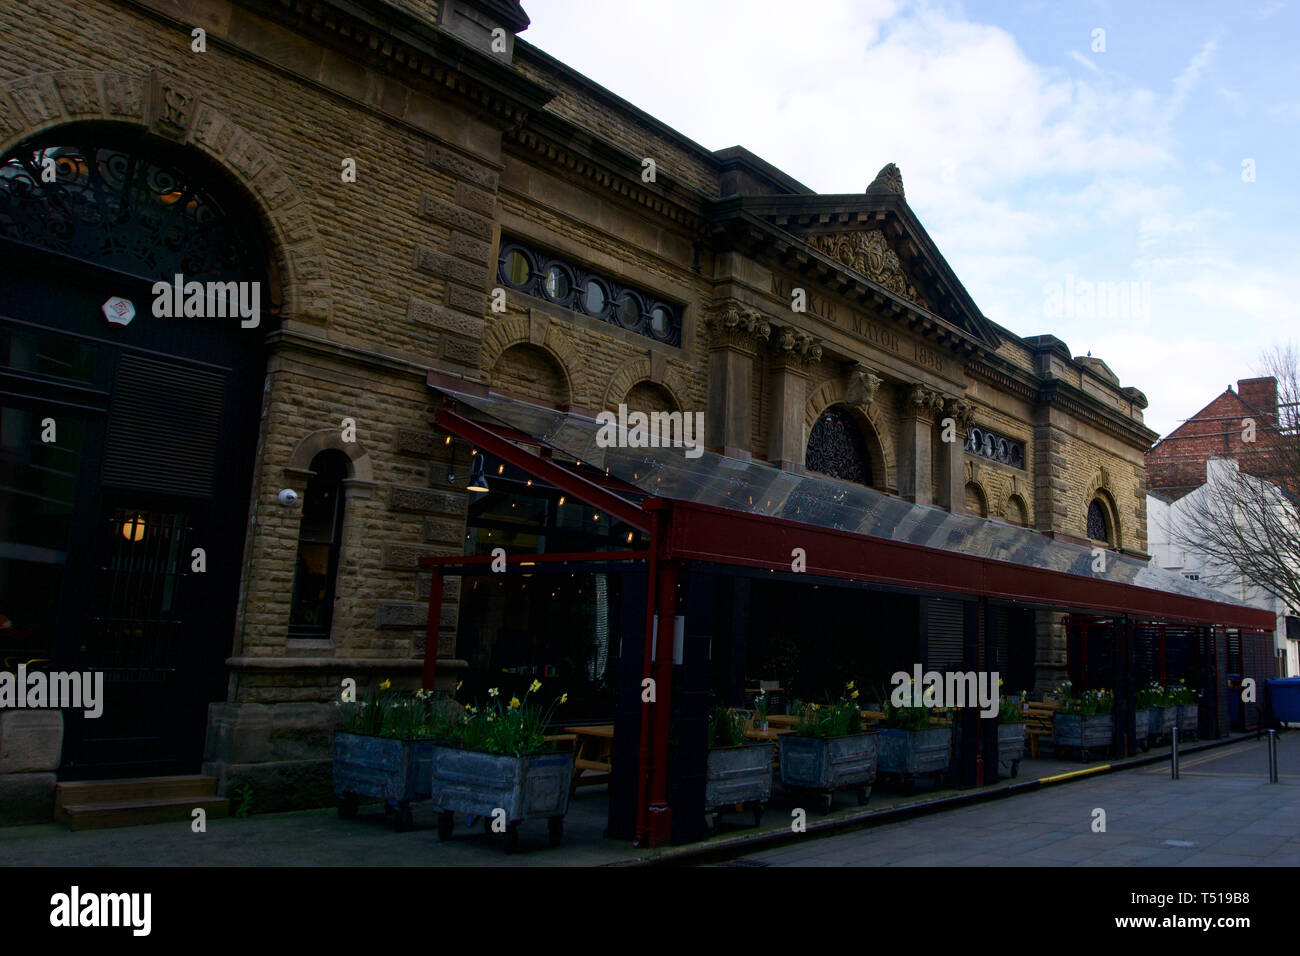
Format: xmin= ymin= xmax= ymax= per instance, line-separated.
xmin=1148 ymin=705 xmax=1177 ymax=743
xmin=429 ymin=744 xmax=576 ymax=853
xmin=1053 ymin=713 xmax=1114 ymax=762
xmin=1177 ymin=704 xmax=1199 ymax=740
xmin=333 ymin=731 xmax=434 ymax=832
xmin=1133 ymin=708 xmax=1150 ymax=751
xmin=876 ymin=726 xmax=953 ymax=792
xmin=997 ymin=722 xmax=1026 ymax=777
xmin=778 ymin=731 xmax=877 ymax=813
xmin=704 ymin=742 xmax=775 ymax=833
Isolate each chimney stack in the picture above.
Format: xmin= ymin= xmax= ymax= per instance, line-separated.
xmin=1238 ymin=377 xmax=1278 ymax=422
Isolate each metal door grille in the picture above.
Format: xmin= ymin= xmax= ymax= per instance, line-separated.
xmin=92 ymin=508 xmax=186 ymax=682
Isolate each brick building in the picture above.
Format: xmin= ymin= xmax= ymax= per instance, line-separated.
xmin=1 ymin=0 xmax=1257 ymax=829
xmin=1146 ymin=377 xmax=1281 ymax=499
xmin=1146 ymin=378 xmax=1298 ymax=678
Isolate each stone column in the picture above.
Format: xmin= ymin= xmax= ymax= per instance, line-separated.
xmin=766 ymin=326 xmax=823 ymax=469
xmin=898 ymin=384 xmax=944 ymax=505
xmin=705 ymin=305 xmax=771 ymax=458
xmin=938 ymin=397 xmax=974 ymax=512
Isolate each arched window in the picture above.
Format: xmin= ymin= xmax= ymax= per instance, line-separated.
xmin=806 ymin=406 xmax=872 ymax=486
xmin=1086 ymin=498 xmax=1110 ymax=544
xmin=964 ymin=482 xmax=988 ymax=518
xmin=289 ymin=451 xmax=349 ymax=637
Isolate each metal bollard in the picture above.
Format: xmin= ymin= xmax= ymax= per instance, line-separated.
xmin=1268 ymin=729 xmax=1279 ymax=784
xmin=1171 ymin=726 xmax=1179 ymax=779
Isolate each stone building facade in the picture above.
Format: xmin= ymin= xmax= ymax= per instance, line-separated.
xmin=0 ymin=0 xmax=1156 ymax=819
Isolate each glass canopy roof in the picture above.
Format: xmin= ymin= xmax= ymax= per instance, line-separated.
xmin=436 ymin=386 xmax=1259 ymax=612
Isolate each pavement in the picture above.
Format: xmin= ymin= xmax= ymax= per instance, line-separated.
xmin=720 ymin=732 xmax=1300 ymax=866
xmin=0 ymin=732 xmax=1292 ymax=866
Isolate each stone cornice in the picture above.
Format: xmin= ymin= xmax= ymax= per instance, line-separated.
xmin=504 ymin=121 xmax=705 ymax=231
xmin=969 ymin=354 xmax=1157 ymax=448
xmin=1037 ymin=379 xmax=1161 ymax=449
xmin=228 ymin=0 xmax=555 ymax=125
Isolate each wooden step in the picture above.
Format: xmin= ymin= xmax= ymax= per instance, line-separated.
xmin=56 ymin=775 xmax=218 ymax=810
xmin=57 ymin=794 xmax=231 ymax=831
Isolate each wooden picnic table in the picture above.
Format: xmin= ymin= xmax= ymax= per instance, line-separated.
xmin=562 ymin=724 xmax=614 ymax=795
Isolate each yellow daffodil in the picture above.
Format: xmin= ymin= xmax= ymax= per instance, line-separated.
xmin=464 ymin=703 xmax=472 ymax=712
xmin=378 ymin=679 xmax=391 ymax=691
xmin=559 ymin=693 xmax=568 ymax=704
xmin=487 ymin=715 xmax=495 ymax=722
xmin=509 ymin=696 xmax=521 ymax=709
xmin=530 ymin=679 xmax=542 ymax=693
xmin=851 ymin=689 xmax=860 ymax=700
xmin=846 ymin=681 xmax=855 ymax=690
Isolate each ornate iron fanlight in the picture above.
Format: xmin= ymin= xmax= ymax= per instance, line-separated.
xmin=806 ymin=406 xmax=872 ymax=486
xmin=0 ymin=127 xmax=267 ymax=283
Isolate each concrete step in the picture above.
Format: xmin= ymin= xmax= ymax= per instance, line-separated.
xmin=55 ymin=775 xmax=218 ymax=811
xmin=56 ymin=794 xmax=231 ymax=831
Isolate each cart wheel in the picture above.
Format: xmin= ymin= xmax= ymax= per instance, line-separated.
xmin=818 ymin=791 xmax=833 ymax=815
xmin=392 ymin=802 xmax=413 ymax=832
xmin=752 ymin=803 xmax=765 ymax=827
xmin=857 ymin=786 xmax=871 ymax=806
xmin=338 ymin=793 xmax=358 ymax=820
xmin=548 ymin=816 xmax=564 ymax=847
xmin=1010 ymin=761 xmax=1019 ymax=779
xmin=437 ymin=811 xmax=454 ymax=842
xmin=504 ymin=822 xmax=521 ymax=854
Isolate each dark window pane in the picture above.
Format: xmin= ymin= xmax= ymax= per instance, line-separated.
xmin=582 ymin=279 xmax=607 ymax=314
xmin=288 ymin=451 xmax=347 ymax=634
xmin=0 ymin=407 xmax=86 ymax=665
xmin=544 ymin=265 xmax=569 ymax=300
xmin=504 ymin=250 xmax=530 ymax=286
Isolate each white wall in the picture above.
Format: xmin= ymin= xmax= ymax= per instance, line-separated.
xmin=1147 ymin=458 xmax=1299 ymax=676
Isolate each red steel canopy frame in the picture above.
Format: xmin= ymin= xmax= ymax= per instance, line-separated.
xmin=420 ymin=399 xmax=1275 ymax=847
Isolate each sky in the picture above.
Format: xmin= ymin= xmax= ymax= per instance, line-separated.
xmin=521 ymin=0 xmax=1300 ymax=437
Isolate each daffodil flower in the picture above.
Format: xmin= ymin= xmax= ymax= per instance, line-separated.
xmin=851 ymin=690 xmax=860 ymax=700
xmin=509 ymin=696 xmax=521 ymax=709
xmin=530 ymin=679 xmax=542 ymax=693
xmin=559 ymin=693 xmax=568 ymax=704
xmin=378 ymin=679 xmax=391 ymax=691
xmin=488 ymin=687 xmax=499 ymax=697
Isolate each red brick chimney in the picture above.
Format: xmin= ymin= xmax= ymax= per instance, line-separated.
xmin=1237 ymin=377 xmax=1278 ymax=421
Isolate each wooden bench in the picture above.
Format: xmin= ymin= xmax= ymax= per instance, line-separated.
xmin=1024 ymin=699 xmax=1062 ymax=758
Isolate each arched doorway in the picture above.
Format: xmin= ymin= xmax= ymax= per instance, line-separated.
xmin=805 ymin=404 xmax=877 ymax=486
xmin=0 ymin=122 xmax=277 ymax=777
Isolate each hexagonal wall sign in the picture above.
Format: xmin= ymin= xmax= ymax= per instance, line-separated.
xmin=102 ymin=296 xmax=136 ymax=328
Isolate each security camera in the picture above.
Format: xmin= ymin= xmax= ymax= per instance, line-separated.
xmin=277 ymin=488 xmax=299 ymax=506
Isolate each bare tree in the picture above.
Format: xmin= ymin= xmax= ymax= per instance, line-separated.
xmin=1169 ymin=343 xmax=1300 ymax=614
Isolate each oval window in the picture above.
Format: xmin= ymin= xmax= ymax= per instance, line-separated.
xmin=582 ymin=279 xmax=607 ymax=314
xmin=503 ymin=249 xmax=530 ymax=286
xmin=544 ymin=265 xmax=570 ymax=300
xmin=650 ymin=305 xmax=671 ymax=337
xmin=616 ymin=291 xmax=641 ymax=327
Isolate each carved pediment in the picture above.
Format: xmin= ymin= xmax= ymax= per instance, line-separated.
xmin=806 ymin=230 xmax=930 ymax=310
